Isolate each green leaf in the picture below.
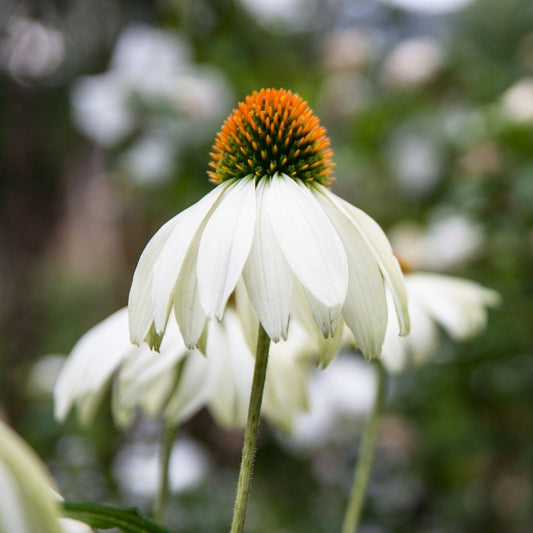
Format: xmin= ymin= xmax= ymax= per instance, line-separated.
xmin=61 ymin=502 xmax=173 ymax=533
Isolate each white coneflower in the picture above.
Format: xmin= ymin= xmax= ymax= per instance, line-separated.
xmin=54 ymin=306 xmax=311 ymax=431
xmin=380 ymin=271 xmax=500 ymax=373
xmin=54 ymin=307 xmax=189 ymax=427
xmin=128 ymin=88 xmax=409 ymax=361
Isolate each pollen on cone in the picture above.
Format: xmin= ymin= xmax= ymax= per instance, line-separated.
xmin=208 ymin=88 xmax=335 ymax=185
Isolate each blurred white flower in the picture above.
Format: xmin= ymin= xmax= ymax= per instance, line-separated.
xmin=54 ymin=307 xmax=188 ymax=427
xmin=119 ymin=131 xmax=176 ymax=185
xmin=388 ymin=213 xmax=484 ymax=271
xmin=27 ymin=355 xmax=66 ymax=397
xmin=321 ymin=28 xmax=374 ymax=72
xmin=501 ymin=78 xmax=533 ymax=124
xmin=279 ymin=354 xmax=376 ymax=452
xmin=109 ymin=24 xmax=191 ymax=97
xmin=380 ymin=273 xmax=500 ymax=373
xmin=319 ymin=72 xmax=371 ymax=118
xmin=0 ymin=421 xmax=90 ymax=533
xmin=70 ymin=23 xmax=232 ymax=182
xmin=2 ymin=17 xmax=65 ymax=82
xmin=379 ymin=0 xmax=473 ymax=14
xmin=386 ymin=129 xmax=443 ymax=197
xmin=71 ymin=73 xmax=133 ymax=146
xmin=239 ymin=0 xmax=315 ymax=34
xmin=381 ymin=37 xmax=444 ymax=89
xmin=113 ymin=437 xmax=210 ymax=502
xmin=54 ymin=306 xmax=311 ymax=431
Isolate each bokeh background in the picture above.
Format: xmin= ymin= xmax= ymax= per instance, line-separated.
xmin=1 ymin=0 xmax=532 ymax=531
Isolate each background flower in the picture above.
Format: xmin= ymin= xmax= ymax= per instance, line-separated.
xmin=54 ymin=307 xmax=311 ymax=432
xmin=380 ymin=272 xmax=500 ymax=373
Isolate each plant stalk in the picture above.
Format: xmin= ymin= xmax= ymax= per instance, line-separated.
xmin=341 ymin=359 xmax=386 ymax=533
xmin=153 ymin=422 xmax=179 ymax=523
xmin=230 ymin=324 xmax=271 ymax=533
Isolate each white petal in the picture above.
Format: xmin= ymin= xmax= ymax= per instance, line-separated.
xmin=291 ymin=282 xmax=343 ymax=367
xmin=316 ymin=319 xmax=345 ymax=367
xmin=315 ymin=192 xmax=388 ymax=359
xmin=266 ymin=175 xmax=348 ymax=309
xmin=243 ymin=178 xmax=293 ymax=341
xmin=263 ymin=336 xmax=310 ymax=433
xmin=128 ymin=217 xmax=177 ymax=345
xmin=205 ymin=309 xmax=254 ymax=428
xmin=197 ymin=179 xmax=257 ymax=319
xmin=173 ymin=227 xmax=208 ymax=348
xmin=164 ymin=350 xmax=211 ymax=425
xmin=128 ymin=184 xmax=226 ymax=345
xmin=112 ymin=321 xmax=188 ymax=427
xmin=54 ymin=308 xmax=134 ymax=425
xmin=152 ymin=185 xmax=227 ymax=331
xmin=322 ymin=187 xmax=410 ymax=336
xmin=407 ymin=301 xmax=439 ymax=365
xmin=0 ymin=422 xmax=62 ymax=533
xmin=407 ymin=273 xmax=499 ymax=340
xmin=305 ymin=289 xmax=341 ymax=339
xmin=234 ymin=278 xmax=260 ymax=352
xmin=380 ymin=291 xmax=437 ymax=373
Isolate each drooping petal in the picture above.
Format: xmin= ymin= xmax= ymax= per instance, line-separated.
xmin=304 ymin=289 xmax=341 ymax=339
xmin=234 ymin=278 xmax=260 ymax=352
xmin=128 ymin=217 xmax=178 ymax=345
xmin=322 ymin=187 xmax=410 ymax=336
xmin=54 ymin=308 xmax=134 ymax=425
xmin=290 ymin=282 xmax=344 ymax=367
xmin=407 ymin=273 xmax=500 ymax=340
xmin=379 ymin=291 xmax=437 ymax=373
xmin=243 ymin=178 xmax=293 ymax=341
xmin=111 ymin=321 xmax=188 ymax=427
xmin=263 ymin=332 xmax=311 ymax=433
xmin=128 ymin=184 xmax=227 ymax=345
xmin=316 ymin=319 xmax=345 ymax=368
xmin=265 ymin=175 xmax=348 ymax=311
xmin=204 ymin=311 xmax=254 ymax=429
xmin=152 ymin=185 xmax=227 ymax=332
xmin=173 ymin=226 xmax=208 ymax=348
xmin=164 ymin=350 xmax=211 ymax=425
xmin=315 ymin=191 xmax=388 ymax=359
xmin=197 ymin=179 xmax=257 ymax=319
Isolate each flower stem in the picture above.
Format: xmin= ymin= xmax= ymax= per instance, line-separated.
xmin=153 ymin=422 xmax=179 ymax=523
xmin=230 ymin=324 xmax=271 ymax=533
xmin=341 ymin=359 xmax=386 ymax=533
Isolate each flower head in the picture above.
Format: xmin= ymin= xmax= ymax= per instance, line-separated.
xmin=208 ymin=88 xmax=334 ymax=184
xmin=129 ymin=88 xmax=409 ymax=360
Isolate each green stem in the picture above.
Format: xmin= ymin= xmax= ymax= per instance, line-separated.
xmin=230 ymin=324 xmax=271 ymax=533
xmin=341 ymin=359 xmax=386 ymax=533
xmin=153 ymin=422 xmax=179 ymax=523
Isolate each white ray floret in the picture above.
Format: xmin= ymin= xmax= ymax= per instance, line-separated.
xmin=380 ymin=272 xmax=500 ymax=373
xmin=129 ymin=174 xmax=410 ymax=361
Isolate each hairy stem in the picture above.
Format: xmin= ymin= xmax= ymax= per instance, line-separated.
xmin=230 ymin=324 xmax=271 ymax=533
